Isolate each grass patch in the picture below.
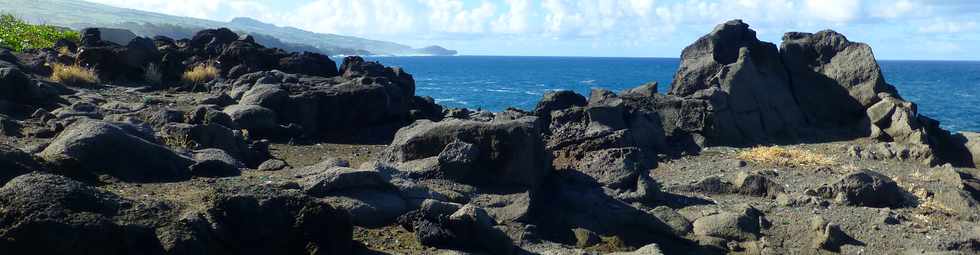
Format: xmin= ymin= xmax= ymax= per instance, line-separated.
xmin=144 ymin=63 xmax=162 ymax=85
xmin=737 ymin=146 xmax=836 ymax=167
xmin=0 ymin=14 xmax=79 ymax=52
xmin=181 ymin=64 xmax=219 ymax=85
xmin=50 ymin=63 xmax=99 ymax=86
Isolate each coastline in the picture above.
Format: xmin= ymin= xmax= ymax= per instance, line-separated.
xmin=0 ymin=20 xmax=979 ymax=255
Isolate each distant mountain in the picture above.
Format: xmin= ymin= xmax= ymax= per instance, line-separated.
xmin=0 ymin=0 xmax=457 ymax=56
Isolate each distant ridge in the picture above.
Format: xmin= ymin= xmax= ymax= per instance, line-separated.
xmin=1 ymin=0 xmax=457 ymax=56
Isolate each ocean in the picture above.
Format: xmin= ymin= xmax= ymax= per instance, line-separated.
xmin=366 ymin=56 xmax=980 ymax=132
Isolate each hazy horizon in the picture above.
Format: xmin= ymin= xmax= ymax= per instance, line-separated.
xmin=83 ymin=0 xmax=980 ymax=61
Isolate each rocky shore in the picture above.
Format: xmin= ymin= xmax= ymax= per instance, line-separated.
xmin=1 ymin=20 xmax=979 ymax=254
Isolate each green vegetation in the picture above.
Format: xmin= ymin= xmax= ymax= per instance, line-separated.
xmin=0 ymin=14 xmax=79 ymax=52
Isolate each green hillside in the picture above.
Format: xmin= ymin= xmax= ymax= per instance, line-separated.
xmin=0 ymin=0 xmax=452 ymax=55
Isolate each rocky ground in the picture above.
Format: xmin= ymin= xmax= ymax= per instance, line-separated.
xmin=2 ymin=20 xmax=980 ymax=255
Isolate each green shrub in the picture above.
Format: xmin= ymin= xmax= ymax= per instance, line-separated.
xmin=0 ymin=14 xmax=80 ymax=52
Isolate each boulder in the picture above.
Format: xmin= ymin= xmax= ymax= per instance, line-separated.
xmin=189 ymin=28 xmax=239 ymax=55
xmin=732 ymin=171 xmax=785 ymax=198
xmin=533 ymin=90 xmax=588 ymax=117
xmin=810 ymin=216 xmax=858 ymax=252
xmin=608 ymin=244 xmax=665 ymax=255
xmin=184 ymin=105 xmax=237 ymax=129
xmin=848 ymin=142 xmax=937 ymax=166
xmin=278 ymin=52 xmax=339 ymax=77
xmin=257 ymin=159 xmax=288 ymax=171
xmin=189 ymin=148 xmax=243 ymax=177
xmin=216 ymin=40 xmax=284 ymax=75
xmin=692 ymin=205 xmax=766 ymax=242
xmin=223 ymin=104 xmax=278 ymax=135
xmin=158 ymin=123 xmax=262 ymax=166
xmin=447 ymin=204 xmax=515 ymax=255
xmin=545 ymin=94 xmax=663 ymax=191
xmin=381 ymin=117 xmax=551 ymax=188
xmin=0 ymin=173 xmax=163 ymax=254
xmin=867 ymin=93 xmax=929 ymax=144
xmin=39 ymin=119 xmax=193 ymax=182
xmin=169 ymin=184 xmax=354 ymax=254
xmin=781 ymin=30 xmax=897 ymax=127
xmin=667 ymin=19 xmax=804 ymax=145
xmin=820 ymin=170 xmax=905 ymax=208
xmin=239 ymin=84 xmax=288 ymax=111
xmin=299 ymin=166 xmax=407 ymax=227
xmin=0 ymin=68 xmax=38 ymax=105
xmin=0 ymin=144 xmax=43 ymax=184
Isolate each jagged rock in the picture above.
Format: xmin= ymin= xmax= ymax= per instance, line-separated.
xmin=223 ymin=104 xmax=278 ymax=135
xmin=39 ymin=119 xmax=193 ymax=182
xmin=819 ymin=170 xmax=905 ymax=208
xmin=382 ymin=117 xmax=551 ymax=188
xmin=667 ymin=19 xmax=804 ymax=145
xmin=0 ymin=173 xmax=163 ymax=254
xmin=0 ymin=68 xmax=39 ymax=106
xmin=546 ymin=92 xmax=663 ymax=191
xmin=533 ymin=90 xmax=588 ymax=117
xmin=189 ymin=28 xmax=239 ymax=54
xmin=867 ymin=93 xmax=929 ymax=144
xmin=278 ymin=52 xmax=339 ymax=77
xmin=781 ymin=30 xmax=897 ymax=127
xmin=621 ymin=81 xmax=659 ymax=97
xmin=0 ymin=144 xmax=43 ymax=185
xmin=189 ymin=148 xmax=243 ymax=177
xmin=216 ymin=40 xmax=284 ymax=75
xmin=0 ymin=114 xmax=20 ymax=137
xmin=956 ymin=132 xmax=980 ymax=168
xmin=692 ymin=204 xmax=766 ymax=242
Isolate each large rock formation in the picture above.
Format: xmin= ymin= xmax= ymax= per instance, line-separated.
xmin=664 ymin=20 xmax=805 ymax=146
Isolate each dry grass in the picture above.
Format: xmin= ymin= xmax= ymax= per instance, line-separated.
xmin=737 ymin=146 xmax=836 ymax=167
xmin=162 ymin=134 xmax=195 ymax=150
xmin=56 ymin=46 xmax=72 ymax=56
xmin=144 ymin=63 xmax=162 ymax=85
xmin=181 ymin=64 xmax=219 ymax=84
xmin=50 ymin=63 xmax=99 ymax=86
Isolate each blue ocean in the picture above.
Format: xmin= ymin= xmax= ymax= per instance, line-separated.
xmin=366 ymin=56 xmax=980 ymax=132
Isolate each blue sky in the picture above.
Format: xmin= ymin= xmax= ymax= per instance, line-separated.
xmin=87 ymin=0 xmax=980 ymax=60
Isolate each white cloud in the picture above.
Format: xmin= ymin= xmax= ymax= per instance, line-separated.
xmin=804 ymin=0 xmax=862 ymax=23
xmin=492 ymin=0 xmax=530 ymax=34
xmin=918 ymin=19 xmax=978 ymax=33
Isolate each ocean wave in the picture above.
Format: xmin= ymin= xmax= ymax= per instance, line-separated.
xmin=581 ymin=79 xmax=596 ymax=84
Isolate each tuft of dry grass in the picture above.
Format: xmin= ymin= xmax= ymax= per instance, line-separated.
xmin=144 ymin=63 xmax=162 ymax=85
xmin=56 ymin=46 xmax=72 ymax=56
xmin=50 ymin=63 xmax=99 ymax=86
xmin=181 ymin=64 xmax=218 ymax=85
xmin=737 ymin=146 xmax=836 ymax=167
xmin=162 ymin=134 xmax=195 ymax=150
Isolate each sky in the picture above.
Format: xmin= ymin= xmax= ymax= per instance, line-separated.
xmin=85 ymin=0 xmax=980 ymax=60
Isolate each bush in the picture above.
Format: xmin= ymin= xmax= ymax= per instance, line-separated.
xmin=0 ymin=14 xmax=79 ymax=52
xmin=51 ymin=63 xmax=99 ymax=86
xmin=182 ymin=64 xmax=219 ymax=85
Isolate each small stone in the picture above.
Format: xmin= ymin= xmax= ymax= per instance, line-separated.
xmin=573 ymin=228 xmax=601 ymax=248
